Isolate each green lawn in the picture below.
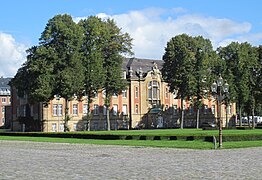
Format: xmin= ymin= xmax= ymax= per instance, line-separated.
xmin=1 ymin=128 xmax=262 ymax=150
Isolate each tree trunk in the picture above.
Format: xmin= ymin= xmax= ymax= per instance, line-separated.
xmin=86 ymin=95 xmax=92 ymax=131
xmin=180 ymin=98 xmax=184 ymax=129
xmin=64 ymin=98 xmax=69 ymax=132
xmin=225 ymin=104 xmax=228 ymax=128
xmin=252 ymin=108 xmax=255 ymax=129
xmin=106 ymin=106 xmax=111 ymax=131
xmin=239 ymin=106 xmax=242 ymax=127
xmin=196 ymin=108 xmax=199 ymax=129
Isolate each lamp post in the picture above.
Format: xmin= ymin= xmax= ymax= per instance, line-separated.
xmin=211 ymin=74 xmax=229 ymax=148
xmin=55 ymin=95 xmax=61 ymax=132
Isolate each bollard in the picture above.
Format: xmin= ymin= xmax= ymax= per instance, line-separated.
xmin=213 ymin=136 xmax=217 ymax=149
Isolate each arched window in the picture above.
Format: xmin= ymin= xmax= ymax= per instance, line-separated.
xmin=148 ymin=80 xmax=160 ymax=105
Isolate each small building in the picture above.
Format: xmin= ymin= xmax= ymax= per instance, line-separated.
xmin=10 ymin=58 xmax=236 ymax=132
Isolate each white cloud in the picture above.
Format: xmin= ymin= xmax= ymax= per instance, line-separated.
xmin=75 ymin=8 xmax=259 ymax=60
xmin=0 ymin=32 xmax=27 ymax=77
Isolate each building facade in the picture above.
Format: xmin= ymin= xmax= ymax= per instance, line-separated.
xmin=0 ymin=77 xmax=11 ymax=128
xmin=10 ymin=58 xmax=236 ymax=132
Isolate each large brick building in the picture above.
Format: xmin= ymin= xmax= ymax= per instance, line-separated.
xmin=0 ymin=77 xmax=11 ymax=128
xmin=10 ymin=58 xmax=236 ymax=132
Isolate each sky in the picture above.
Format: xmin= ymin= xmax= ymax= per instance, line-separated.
xmin=1 ymin=0 xmax=262 ymax=77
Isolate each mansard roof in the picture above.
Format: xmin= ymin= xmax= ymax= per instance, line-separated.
xmin=122 ymin=57 xmax=163 ymax=72
xmin=0 ymin=77 xmax=11 ymax=95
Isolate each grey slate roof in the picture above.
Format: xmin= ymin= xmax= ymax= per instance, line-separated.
xmin=122 ymin=58 xmax=163 ymax=72
xmin=0 ymin=77 xmax=11 ymax=95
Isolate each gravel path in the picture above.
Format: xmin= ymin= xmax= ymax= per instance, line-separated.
xmin=0 ymin=140 xmax=261 ymax=180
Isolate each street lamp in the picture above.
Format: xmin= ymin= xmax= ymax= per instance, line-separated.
xmin=55 ymin=94 xmax=61 ymax=132
xmin=211 ymin=74 xmax=229 ymax=148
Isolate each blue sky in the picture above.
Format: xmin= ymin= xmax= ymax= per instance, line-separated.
xmin=1 ymin=0 xmax=262 ymax=77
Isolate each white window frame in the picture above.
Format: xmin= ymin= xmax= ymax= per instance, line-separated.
xmin=83 ymin=104 xmax=88 ymax=114
xmin=73 ymin=104 xmax=78 ymax=116
xmin=122 ymin=90 xmax=127 ymax=98
xmin=135 ymin=104 xmax=139 ymax=114
xmin=122 ymin=104 xmax=127 ymax=115
xmin=94 ymin=104 xmax=99 ymax=115
xmin=113 ymin=104 xmax=118 ymax=116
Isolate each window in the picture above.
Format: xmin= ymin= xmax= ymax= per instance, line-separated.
xmin=189 ymin=105 xmax=194 ymax=115
xmin=73 ymin=104 xmax=78 ymax=115
xmin=53 ymin=104 xmax=62 ymax=116
xmin=173 ymin=105 xmax=178 ymax=115
xmin=135 ymin=87 xmax=138 ymax=98
xmin=52 ymin=123 xmax=57 ymax=132
xmin=204 ymin=105 xmax=208 ymax=114
xmin=2 ymin=98 xmax=6 ymax=103
xmin=2 ymin=106 xmax=4 ymax=114
xmin=227 ymin=105 xmax=232 ymax=114
xmin=60 ymin=124 xmax=64 ymax=132
xmin=122 ymin=90 xmax=127 ymax=98
xmin=2 ymin=118 xmax=5 ymax=124
xmin=113 ymin=104 xmax=118 ymax=116
xmin=148 ymin=81 xmax=160 ymax=105
xmin=58 ymin=104 xmax=62 ymax=116
xmin=211 ymin=105 xmax=215 ymax=114
xmin=73 ymin=123 xmax=77 ymax=131
xmin=122 ymin=104 xmax=127 ymax=115
xmin=83 ymin=104 xmax=88 ymax=114
xmin=94 ymin=104 xmax=99 ymax=115
xmin=165 ymin=87 xmax=169 ymax=99
xmin=113 ymin=92 xmax=118 ymax=97
xmin=103 ymin=105 xmax=107 ymax=115
xmin=135 ymin=104 xmax=139 ymax=114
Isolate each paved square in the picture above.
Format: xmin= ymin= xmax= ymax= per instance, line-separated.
xmin=0 ymin=140 xmax=261 ymax=179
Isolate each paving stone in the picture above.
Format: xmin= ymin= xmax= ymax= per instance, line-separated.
xmin=0 ymin=140 xmax=261 ymax=179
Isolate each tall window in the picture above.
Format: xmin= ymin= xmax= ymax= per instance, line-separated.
xmin=52 ymin=123 xmax=57 ymax=132
xmin=148 ymin=81 xmax=160 ymax=105
xmin=165 ymin=87 xmax=169 ymax=99
xmin=122 ymin=90 xmax=127 ymax=98
xmin=83 ymin=104 xmax=88 ymax=114
xmin=53 ymin=105 xmax=57 ymax=116
xmin=73 ymin=104 xmax=78 ymax=115
xmin=58 ymin=104 xmax=62 ymax=116
xmin=189 ymin=105 xmax=193 ymax=115
xmin=204 ymin=105 xmax=208 ymax=114
xmin=103 ymin=105 xmax=107 ymax=115
xmin=53 ymin=104 xmax=62 ymax=116
xmin=113 ymin=104 xmax=118 ymax=116
xmin=211 ymin=105 xmax=215 ymax=114
xmin=94 ymin=104 xmax=99 ymax=115
xmin=173 ymin=105 xmax=178 ymax=115
xmin=135 ymin=87 xmax=138 ymax=98
xmin=122 ymin=104 xmax=127 ymax=115
xmin=227 ymin=105 xmax=232 ymax=114
xmin=135 ymin=104 xmax=139 ymax=114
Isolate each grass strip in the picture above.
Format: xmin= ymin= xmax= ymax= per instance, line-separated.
xmin=1 ymin=135 xmax=262 ymax=150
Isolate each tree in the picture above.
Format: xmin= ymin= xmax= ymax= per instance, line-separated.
xmin=101 ymin=19 xmax=133 ymax=130
xmin=39 ymin=14 xmax=84 ymax=131
xmin=162 ymin=34 xmax=197 ymax=129
xmin=192 ymin=36 xmax=216 ymax=128
xmin=218 ymin=42 xmax=258 ymax=127
xmin=78 ymin=16 xmax=106 ymax=131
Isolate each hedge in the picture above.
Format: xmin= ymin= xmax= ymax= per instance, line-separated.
xmin=1 ymin=132 xmax=262 ymax=142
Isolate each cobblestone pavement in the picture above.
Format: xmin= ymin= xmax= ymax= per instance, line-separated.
xmin=0 ymin=140 xmax=261 ymax=180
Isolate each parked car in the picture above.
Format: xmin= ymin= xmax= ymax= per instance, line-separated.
xmin=202 ymin=122 xmax=217 ymax=130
